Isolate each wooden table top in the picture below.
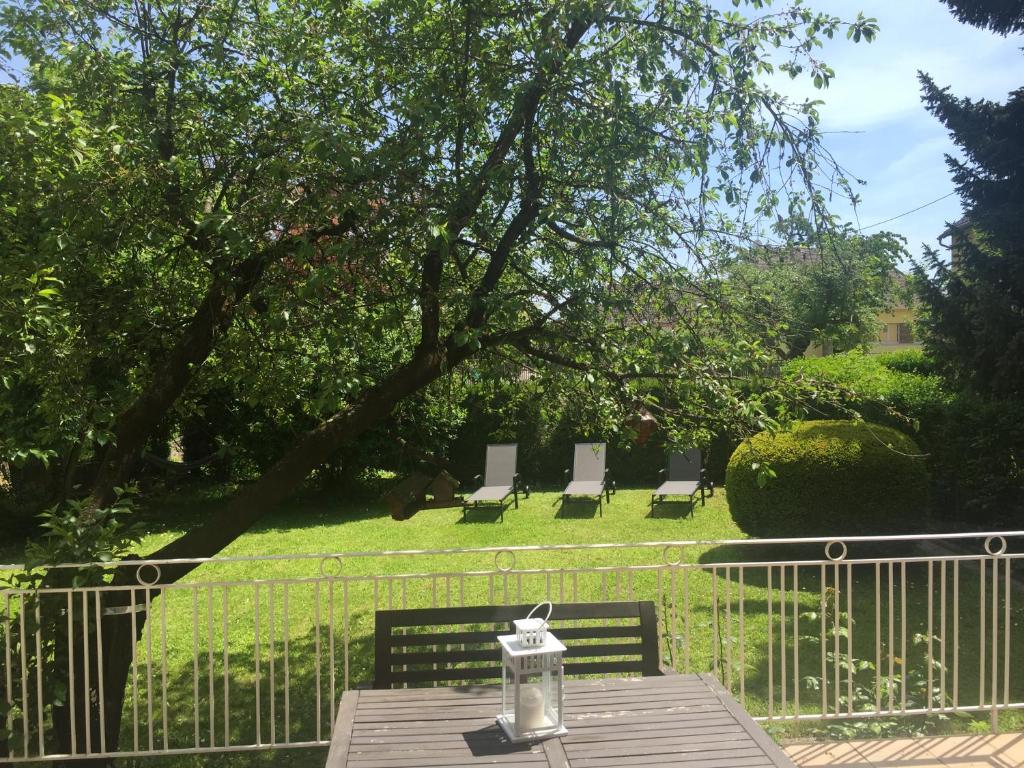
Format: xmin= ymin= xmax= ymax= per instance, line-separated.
xmin=326 ymin=673 xmax=795 ymax=768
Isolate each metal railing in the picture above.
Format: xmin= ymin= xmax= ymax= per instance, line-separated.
xmin=1 ymin=531 xmax=1021 ymax=761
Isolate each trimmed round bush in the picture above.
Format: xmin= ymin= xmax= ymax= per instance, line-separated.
xmin=726 ymin=420 xmax=929 ymax=538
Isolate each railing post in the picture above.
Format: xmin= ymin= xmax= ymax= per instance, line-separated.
xmin=984 ymin=536 xmax=1007 ymax=735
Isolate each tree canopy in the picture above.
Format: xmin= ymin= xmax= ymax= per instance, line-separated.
xmin=727 ymin=223 xmax=907 ymax=358
xmin=939 ymin=0 xmax=1024 ymax=33
xmin=1 ymin=0 xmax=880 ymax=542
xmin=913 ymin=0 xmax=1024 ymax=397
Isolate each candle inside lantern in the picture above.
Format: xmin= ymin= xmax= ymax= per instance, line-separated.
xmin=519 ymin=684 xmax=546 ymax=731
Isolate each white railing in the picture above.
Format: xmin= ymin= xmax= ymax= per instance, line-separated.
xmin=1 ymin=531 xmax=1021 ymax=761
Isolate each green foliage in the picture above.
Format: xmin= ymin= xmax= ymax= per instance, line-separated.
xmin=23 ymin=488 xmax=143 ymax=575
xmin=785 ymin=351 xmax=951 ymax=429
xmin=939 ymin=1 xmax=1024 ymax=41
xmin=0 ymin=0 xmax=887 ymax=521
xmin=447 ymin=375 xmax=677 ymax=487
xmin=927 ymin=395 xmax=1024 ymax=521
xmin=913 ymin=3 xmax=1024 ymax=397
xmin=876 ymin=348 xmax=938 ymax=376
xmin=727 ymin=224 xmax=908 ymax=358
xmin=726 ymin=420 xmax=930 ymax=537
xmin=784 ymin=351 xmax=1024 ymax=525
xmin=799 ymin=588 xmax=948 ymax=739
xmin=0 ymin=488 xmax=142 ymax=752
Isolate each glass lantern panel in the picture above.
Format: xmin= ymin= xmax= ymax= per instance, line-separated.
xmin=516 ymin=670 xmax=555 ymax=732
xmin=501 ymin=672 xmax=561 ymax=728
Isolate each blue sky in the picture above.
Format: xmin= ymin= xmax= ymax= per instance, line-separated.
xmin=765 ymin=0 xmax=1021 ymax=262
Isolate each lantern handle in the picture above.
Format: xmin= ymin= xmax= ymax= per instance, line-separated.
xmin=526 ymin=600 xmax=553 ymax=627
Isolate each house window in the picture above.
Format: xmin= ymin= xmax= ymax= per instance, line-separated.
xmin=897 ymin=323 xmax=914 ymax=344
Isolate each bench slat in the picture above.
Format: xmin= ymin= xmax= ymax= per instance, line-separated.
xmin=378 ymin=601 xmax=642 ymax=627
xmin=387 ymin=630 xmax=507 ymax=647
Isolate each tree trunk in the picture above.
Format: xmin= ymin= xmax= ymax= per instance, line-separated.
xmin=50 ymin=588 xmax=142 ymax=768
xmin=69 ymin=347 xmax=454 ymax=763
xmin=144 ymin=347 xmax=450 ymax=578
xmin=89 ymin=275 xmax=250 ymax=507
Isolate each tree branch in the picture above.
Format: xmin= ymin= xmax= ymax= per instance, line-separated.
xmin=419 ymin=6 xmax=601 ymax=346
xmin=90 ymin=212 xmax=361 ymax=505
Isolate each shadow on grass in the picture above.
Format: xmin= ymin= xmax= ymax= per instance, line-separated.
xmin=457 ymin=506 xmax=506 ymax=524
xmin=555 ymin=499 xmax=601 ymax=519
xmin=647 ymin=500 xmax=695 ymax=519
xmin=682 ymin=545 xmax=1024 ymax=739
xmin=124 ymin=612 xmax=377 ymax=768
xmin=134 ymin=480 xmax=398 ymax=541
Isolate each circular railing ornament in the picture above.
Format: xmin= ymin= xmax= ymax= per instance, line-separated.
xmin=319 ymin=556 xmax=344 ymax=578
xmin=136 ymin=563 xmax=162 ymax=587
xmin=984 ymin=536 xmax=1008 ymax=557
xmin=825 ymin=540 xmax=848 ymax=562
xmin=663 ymin=545 xmax=685 ymax=567
xmin=495 ymin=550 xmax=516 ymax=572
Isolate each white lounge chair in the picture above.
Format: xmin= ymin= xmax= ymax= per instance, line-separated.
xmin=463 ymin=443 xmax=523 ymax=522
xmin=562 ymin=442 xmax=613 ymax=516
xmin=651 ymin=448 xmax=710 ymax=514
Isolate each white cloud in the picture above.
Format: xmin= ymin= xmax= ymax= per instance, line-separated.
xmin=765 ymin=0 xmax=1021 ymax=131
xmin=750 ymin=0 xmax=1020 ymax=257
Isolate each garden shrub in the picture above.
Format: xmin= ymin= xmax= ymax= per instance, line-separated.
xmin=783 ymin=352 xmax=1024 ymax=526
xmin=726 ymin=419 xmax=929 ymax=537
xmin=785 ymin=350 xmax=951 ymax=429
xmin=925 ymin=395 xmax=1024 ymax=521
xmin=877 ymin=348 xmax=937 ymax=376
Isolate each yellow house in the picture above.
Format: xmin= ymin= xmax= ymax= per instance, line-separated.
xmin=869 ymin=304 xmax=919 ymax=353
xmin=867 ymin=270 xmax=920 ymax=354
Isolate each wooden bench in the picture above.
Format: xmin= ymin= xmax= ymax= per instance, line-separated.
xmin=373 ymin=600 xmax=667 ymax=689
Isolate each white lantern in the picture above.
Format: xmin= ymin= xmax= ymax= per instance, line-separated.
xmin=513 ymin=601 xmax=551 ymax=646
xmin=496 ymin=604 xmax=567 ymax=743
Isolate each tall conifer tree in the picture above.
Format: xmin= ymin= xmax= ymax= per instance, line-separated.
xmin=913 ymin=1 xmax=1024 ymax=396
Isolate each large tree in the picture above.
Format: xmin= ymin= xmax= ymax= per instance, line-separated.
xmin=913 ymin=0 xmax=1024 ymax=396
xmin=728 ymin=223 xmax=907 ymax=358
xmin=1 ymin=0 xmax=879 ymax=758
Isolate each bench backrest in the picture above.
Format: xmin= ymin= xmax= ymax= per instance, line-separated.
xmin=374 ymin=600 xmax=662 ymax=689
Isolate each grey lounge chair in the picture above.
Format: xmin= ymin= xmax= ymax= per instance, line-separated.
xmin=463 ymin=443 xmax=523 ymax=522
xmin=562 ymin=442 xmax=613 ymax=516
xmin=652 ymin=448 xmax=710 ymax=513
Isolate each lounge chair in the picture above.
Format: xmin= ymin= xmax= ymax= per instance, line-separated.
xmin=463 ymin=443 xmax=523 ymax=522
xmin=562 ymin=442 xmax=613 ymax=515
xmin=651 ymin=448 xmax=709 ymax=513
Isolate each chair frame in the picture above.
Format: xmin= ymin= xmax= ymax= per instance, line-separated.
xmin=651 ymin=449 xmax=713 ymax=514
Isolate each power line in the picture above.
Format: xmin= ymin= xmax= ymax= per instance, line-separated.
xmin=859 ymin=191 xmax=958 ymax=232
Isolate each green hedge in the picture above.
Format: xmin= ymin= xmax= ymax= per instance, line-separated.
xmin=785 ymin=350 xmax=952 ymax=427
xmin=726 ymin=420 xmax=930 ymax=537
xmin=446 ymin=394 xmax=679 ymax=488
xmin=783 ymin=351 xmax=1024 ymax=525
xmin=876 ymin=348 xmax=937 ymax=376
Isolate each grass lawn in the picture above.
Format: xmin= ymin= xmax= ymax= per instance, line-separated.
xmin=4 ymin=483 xmax=1023 ymax=765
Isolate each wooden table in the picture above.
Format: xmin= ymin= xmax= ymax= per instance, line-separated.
xmin=326 ymin=673 xmax=795 ymax=768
